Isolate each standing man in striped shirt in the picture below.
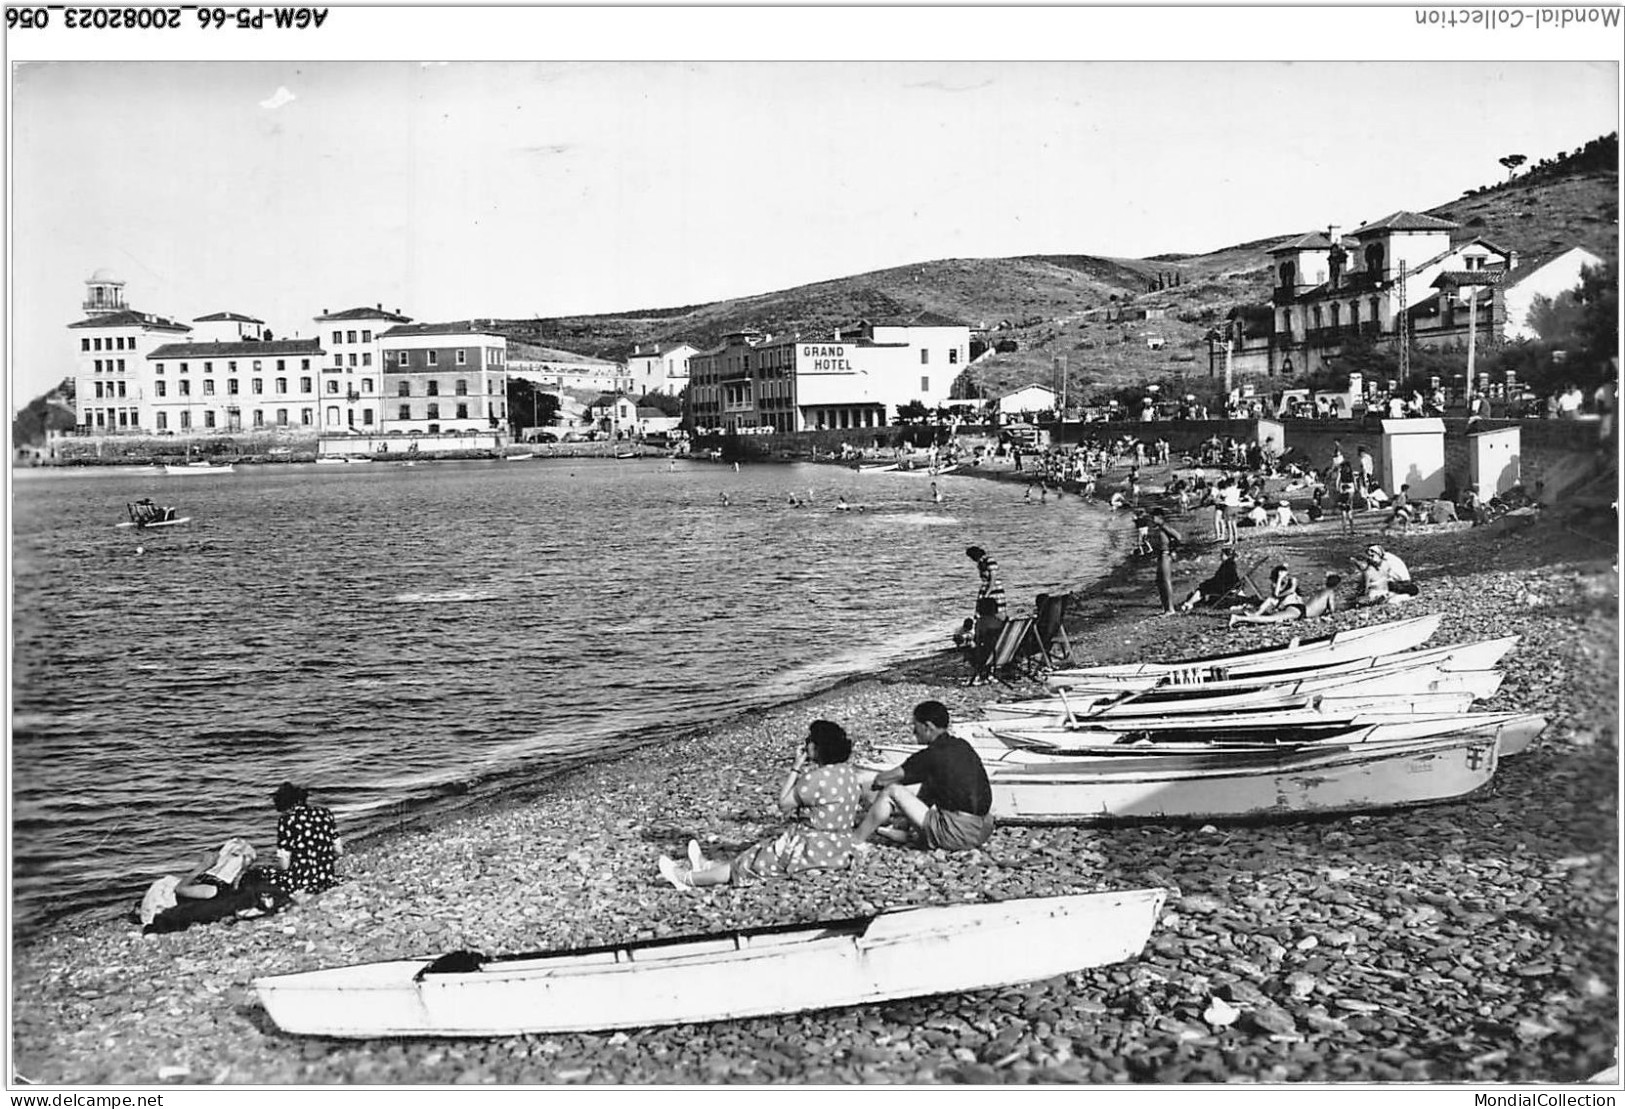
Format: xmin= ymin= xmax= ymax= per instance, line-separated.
xmin=965 ymin=545 xmax=1006 ymax=618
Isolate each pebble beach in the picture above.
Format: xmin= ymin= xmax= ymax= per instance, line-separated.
xmin=8 ymin=468 xmax=1619 ymax=1087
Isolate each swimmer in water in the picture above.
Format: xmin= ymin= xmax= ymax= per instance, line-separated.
xmin=930 ymin=482 xmax=943 ymax=504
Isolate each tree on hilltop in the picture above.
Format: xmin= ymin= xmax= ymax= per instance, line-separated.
xmin=1498 ymin=153 xmax=1527 ymax=180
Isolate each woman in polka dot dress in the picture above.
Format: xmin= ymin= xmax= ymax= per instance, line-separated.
xmin=266 ymin=781 xmax=342 ymax=896
xmin=658 ymin=720 xmax=865 ymax=890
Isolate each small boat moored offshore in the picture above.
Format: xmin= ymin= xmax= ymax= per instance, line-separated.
xmin=163 ymin=460 xmax=235 ymax=475
xmin=253 ymin=888 xmax=1167 ymax=1037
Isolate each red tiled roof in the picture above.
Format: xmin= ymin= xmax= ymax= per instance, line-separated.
xmin=316 ymin=306 xmax=414 ymax=323
xmin=379 ymin=322 xmax=506 ymax=339
xmin=194 ymin=311 xmax=264 ymax=323
xmin=68 ymin=310 xmax=190 ymax=331
xmin=147 ymin=339 xmax=324 ymax=359
xmin=1269 ymin=231 xmax=1336 ymax=253
xmin=1431 ymin=269 xmax=1508 ymax=289
xmin=1352 ymin=211 xmax=1460 ymax=235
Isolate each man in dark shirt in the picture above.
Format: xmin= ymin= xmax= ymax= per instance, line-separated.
xmin=854 ymin=700 xmax=994 ymax=852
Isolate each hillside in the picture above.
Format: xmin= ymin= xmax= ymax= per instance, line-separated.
xmin=494 ymin=132 xmax=1617 ymax=404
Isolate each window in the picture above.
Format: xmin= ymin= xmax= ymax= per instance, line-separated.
xmin=920 ymin=350 xmax=930 ymax=365
xmin=428 ymin=423 xmax=440 ymax=435
xmin=300 ymin=376 xmax=313 ymax=392
xmin=327 ymin=380 xmax=340 ymax=394
xmin=398 ymin=352 xmax=409 ymax=367
xmin=427 ymin=403 xmax=440 ymax=419
xmin=203 ymin=380 xmax=215 ymax=396
xmin=361 ymin=378 xmax=373 ymax=393
xmin=362 ymin=353 xmax=372 ymax=367
xmin=332 ymin=331 xmax=342 ymax=345
xmin=276 ymin=359 xmax=286 ymax=372
xmin=253 ymin=411 xmax=265 ymax=428
xmin=204 ymin=411 xmax=216 ymax=428
xmin=117 ymin=382 xmax=126 ymax=397
xmin=334 ymin=355 xmax=344 ymax=369
xmin=117 ymin=359 xmax=125 ymax=372
xmin=180 ymin=362 xmax=189 ymax=374
xmin=427 ymin=351 xmax=438 ymax=366
xmin=228 ymin=361 xmax=237 ymax=373
xmin=253 ymin=360 xmax=263 ymax=372
xmin=348 ymin=353 xmax=358 ymax=368
xmin=276 ymin=409 xmax=288 ymax=427
xmin=427 ymin=381 xmax=440 ymax=396
xmin=81 ymin=339 xmax=90 ymax=352
xmin=949 ymin=349 xmax=959 ymax=365
xmin=456 ymin=349 xmax=467 ymax=365
xmin=251 ymin=378 xmax=264 ymax=394
xmin=456 ymin=403 xmax=468 ymax=419
xmin=398 ymin=381 xmax=410 ymax=397
xmin=347 ymin=330 xmax=357 ymax=344
xmin=326 ymin=406 xmax=341 ymax=426
xmin=276 ymin=378 xmax=287 ymax=394
xmin=921 ymin=376 xmax=930 ymax=393
xmin=204 ymin=361 xmax=214 ymax=373
xmin=94 ymin=382 xmax=103 ymax=399
xmin=94 ymin=360 xmax=102 ymax=373
xmin=180 ymin=411 xmax=191 ymax=430
xmin=301 ymin=359 xmax=311 ymax=371
xmin=301 ymin=408 xmax=313 ymax=426
xmin=156 ymin=412 xmax=168 ymax=431
xmin=228 ymin=379 xmax=240 ymax=395
xmin=361 ymin=330 xmax=372 ymax=343
xmin=455 ymin=379 xmax=468 ymax=396
xmin=362 ymin=409 xmax=374 ymax=426
xmin=94 ymin=338 xmax=103 ymax=351
xmin=180 ymin=380 xmax=191 ymax=396
xmin=155 ymin=381 xmax=166 ymax=397
xmin=398 ymin=404 xmax=411 ymax=421
xmin=155 ymin=363 xmax=165 ymax=375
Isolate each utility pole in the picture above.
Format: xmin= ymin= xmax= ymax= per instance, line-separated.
xmin=1397 ymin=261 xmax=1410 ymax=391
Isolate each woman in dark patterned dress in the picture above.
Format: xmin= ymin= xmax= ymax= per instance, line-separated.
xmin=266 ymin=782 xmax=342 ymax=896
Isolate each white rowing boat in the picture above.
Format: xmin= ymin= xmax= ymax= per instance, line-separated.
xmin=114 ymin=516 xmax=192 ymax=530
xmin=163 ymin=461 xmax=235 ymax=475
xmin=932 ymin=712 xmax=1547 ymax=761
xmin=980 ymin=731 xmax=1503 ymax=824
xmin=253 ymin=888 xmax=1166 ymax=1037
xmin=1043 ymin=633 xmax=1515 ymax=693
xmin=1045 ymin=613 xmax=1442 ymax=686
xmin=1001 ymin=637 xmax=1516 ymax=710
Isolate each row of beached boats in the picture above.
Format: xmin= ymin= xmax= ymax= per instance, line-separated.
xmin=865 ymin=612 xmax=1543 ymax=824
xmin=252 ymin=612 xmax=1535 ymax=1041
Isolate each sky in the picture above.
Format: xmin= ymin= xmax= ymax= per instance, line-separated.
xmin=5 ymin=9 xmax=1621 ymax=408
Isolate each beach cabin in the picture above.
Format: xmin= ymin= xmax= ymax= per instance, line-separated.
xmin=1380 ymin=418 xmax=1446 ymax=498
xmin=1468 ymin=426 xmax=1521 ymax=497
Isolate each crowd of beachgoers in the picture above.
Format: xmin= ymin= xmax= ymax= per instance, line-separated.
xmin=9 ymin=439 xmax=1617 ymax=1085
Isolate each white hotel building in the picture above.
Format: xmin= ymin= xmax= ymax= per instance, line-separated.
xmin=686 ymin=315 xmax=970 ymax=432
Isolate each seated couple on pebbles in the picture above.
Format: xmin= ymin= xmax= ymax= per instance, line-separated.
xmin=134 ymin=782 xmax=343 ymax=934
xmin=657 ymin=701 xmax=994 ymax=891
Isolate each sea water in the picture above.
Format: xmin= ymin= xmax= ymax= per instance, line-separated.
xmin=8 ymin=458 xmax=1129 ymax=934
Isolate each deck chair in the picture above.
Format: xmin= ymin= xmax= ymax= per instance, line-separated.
xmin=970 ymin=614 xmax=1048 ymax=686
xmin=1033 ymin=593 xmax=1074 ymax=667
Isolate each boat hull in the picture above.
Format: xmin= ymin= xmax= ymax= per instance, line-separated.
xmin=1046 ymin=613 xmax=1442 ymax=684
xmin=253 ymin=888 xmax=1166 ymax=1037
xmin=988 ymin=733 xmax=1500 ymax=824
xmin=163 ymin=463 xmax=235 ymax=475
xmin=1045 ymin=635 xmax=1516 ymax=693
xmin=114 ymin=516 xmax=192 ymax=530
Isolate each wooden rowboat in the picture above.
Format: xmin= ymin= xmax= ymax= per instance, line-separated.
xmin=1043 ymin=634 xmax=1516 ymax=693
xmin=1045 ymin=613 xmax=1442 ymax=684
xmin=252 ymin=888 xmax=1166 ymax=1037
xmin=1002 ymin=659 xmax=1504 ymax=721
xmin=981 ymin=731 xmax=1503 ymax=824
xmin=942 ymin=712 xmax=1548 ymax=761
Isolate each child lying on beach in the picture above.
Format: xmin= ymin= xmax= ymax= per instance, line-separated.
xmin=658 ymin=719 xmax=865 ymax=890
